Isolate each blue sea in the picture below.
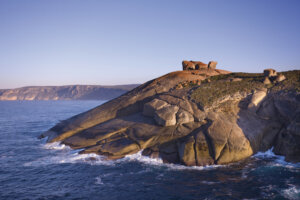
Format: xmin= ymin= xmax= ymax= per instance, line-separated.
xmin=0 ymin=101 xmax=299 ymax=200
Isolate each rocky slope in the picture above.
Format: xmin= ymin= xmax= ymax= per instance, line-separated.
xmin=40 ymin=66 xmax=300 ymax=166
xmin=0 ymin=85 xmax=139 ymax=100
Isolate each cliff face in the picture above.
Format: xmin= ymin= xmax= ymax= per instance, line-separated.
xmin=0 ymin=85 xmax=139 ymax=100
xmin=40 ymin=69 xmax=300 ymax=166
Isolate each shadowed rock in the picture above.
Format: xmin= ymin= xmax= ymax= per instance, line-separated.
xmin=264 ymin=68 xmax=277 ymax=77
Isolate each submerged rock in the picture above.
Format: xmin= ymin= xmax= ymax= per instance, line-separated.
xmin=40 ymin=66 xmax=300 ymax=166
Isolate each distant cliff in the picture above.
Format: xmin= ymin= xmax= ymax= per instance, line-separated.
xmin=0 ymin=85 xmax=139 ymax=100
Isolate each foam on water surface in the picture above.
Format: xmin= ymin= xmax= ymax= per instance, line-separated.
xmin=282 ymin=185 xmax=300 ymax=200
xmin=24 ymin=142 xmax=115 ymax=167
xmin=118 ymin=151 xmax=224 ymax=171
xmin=253 ymin=147 xmax=300 ymax=168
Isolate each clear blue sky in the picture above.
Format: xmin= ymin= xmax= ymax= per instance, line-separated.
xmin=0 ymin=0 xmax=299 ymax=89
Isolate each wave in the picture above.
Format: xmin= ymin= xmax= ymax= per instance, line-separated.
xmin=282 ymin=185 xmax=300 ymax=200
xmin=24 ymin=142 xmax=114 ymax=167
xmin=29 ymin=141 xmax=300 ymax=171
xmin=43 ymin=142 xmax=72 ymax=150
xmin=118 ymin=151 xmax=223 ymax=171
xmin=253 ymin=148 xmax=300 ymax=168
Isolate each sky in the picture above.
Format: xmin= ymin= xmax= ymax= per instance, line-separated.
xmin=0 ymin=0 xmax=300 ymax=89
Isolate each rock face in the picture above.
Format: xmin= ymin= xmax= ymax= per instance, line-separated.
xmin=154 ymin=105 xmax=179 ymax=126
xmin=264 ymin=68 xmax=277 ymax=77
xmin=182 ymin=60 xmax=209 ymax=70
xmin=182 ymin=61 xmax=196 ymax=70
xmin=208 ymin=61 xmax=218 ymax=69
xmin=40 ymin=66 xmax=300 ymax=166
xmin=182 ymin=60 xmax=218 ymax=70
xmin=0 ymin=85 xmax=139 ymax=101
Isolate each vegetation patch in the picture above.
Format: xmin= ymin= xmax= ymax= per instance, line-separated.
xmin=191 ymin=70 xmax=300 ymax=108
xmin=271 ymin=70 xmax=300 ymax=93
xmin=191 ymin=73 xmax=264 ymax=107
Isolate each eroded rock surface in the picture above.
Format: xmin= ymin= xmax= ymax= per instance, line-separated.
xmin=40 ymin=68 xmax=300 ymax=166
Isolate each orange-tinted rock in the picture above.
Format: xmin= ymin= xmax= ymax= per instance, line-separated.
xmin=275 ymin=74 xmax=286 ymax=82
xmin=264 ymin=69 xmax=277 ymax=77
xmin=182 ymin=60 xmax=208 ymax=70
xmin=208 ymin=61 xmax=218 ymax=69
xmin=263 ymin=77 xmax=271 ymax=85
xmin=193 ymin=61 xmax=208 ymax=69
xmin=182 ymin=60 xmax=196 ymax=70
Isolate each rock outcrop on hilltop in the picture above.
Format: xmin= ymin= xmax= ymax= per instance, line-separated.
xmin=0 ymin=85 xmax=139 ymax=101
xmin=40 ymin=62 xmax=300 ymax=166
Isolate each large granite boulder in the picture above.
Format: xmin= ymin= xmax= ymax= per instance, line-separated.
xmin=143 ymin=99 xmax=168 ymax=117
xmin=176 ymin=109 xmax=194 ymax=124
xmin=208 ymin=61 xmax=218 ymax=69
xmin=182 ymin=60 xmax=208 ymax=70
xmin=193 ymin=61 xmax=208 ymax=69
xmin=182 ymin=60 xmax=196 ymax=70
xmin=264 ymin=68 xmax=277 ymax=77
xmin=275 ymin=74 xmax=286 ymax=82
xmin=40 ymin=68 xmax=300 ymax=166
xmin=154 ymin=105 xmax=179 ymax=126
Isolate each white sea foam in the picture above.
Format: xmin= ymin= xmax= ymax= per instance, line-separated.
xmin=95 ymin=176 xmax=104 ymax=185
xmin=118 ymin=151 xmax=223 ymax=171
xmin=43 ymin=142 xmax=72 ymax=150
xmin=35 ymin=142 xmax=299 ymax=170
xmin=24 ymin=142 xmax=114 ymax=167
xmin=200 ymin=181 xmax=220 ymax=185
xmin=282 ymin=185 xmax=300 ymax=200
xmin=253 ymin=148 xmax=300 ymax=168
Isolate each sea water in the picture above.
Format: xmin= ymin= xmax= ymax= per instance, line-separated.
xmin=0 ymin=101 xmax=299 ymax=200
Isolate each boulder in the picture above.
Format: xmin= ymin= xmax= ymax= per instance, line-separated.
xmin=275 ymin=74 xmax=286 ymax=82
xmin=143 ymin=99 xmax=168 ymax=117
xmin=263 ymin=77 xmax=271 ymax=85
xmin=182 ymin=60 xmax=195 ymax=70
xmin=176 ymin=109 xmax=194 ymax=124
xmin=182 ymin=60 xmax=208 ymax=70
xmin=248 ymin=89 xmax=267 ymax=108
xmin=264 ymin=68 xmax=277 ymax=77
xmin=154 ymin=105 xmax=179 ymax=126
xmin=208 ymin=61 xmax=218 ymax=69
xmin=193 ymin=61 xmax=208 ymax=69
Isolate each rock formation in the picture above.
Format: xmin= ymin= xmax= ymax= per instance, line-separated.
xmin=40 ymin=63 xmax=300 ymax=166
xmin=208 ymin=61 xmax=218 ymax=69
xmin=264 ymin=68 xmax=277 ymax=77
xmin=182 ymin=60 xmax=218 ymax=70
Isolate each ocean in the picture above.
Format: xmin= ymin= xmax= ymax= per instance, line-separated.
xmin=0 ymin=101 xmax=299 ymax=200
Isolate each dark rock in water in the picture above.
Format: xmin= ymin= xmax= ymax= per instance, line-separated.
xmin=40 ymin=67 xmax=300 ymax=166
